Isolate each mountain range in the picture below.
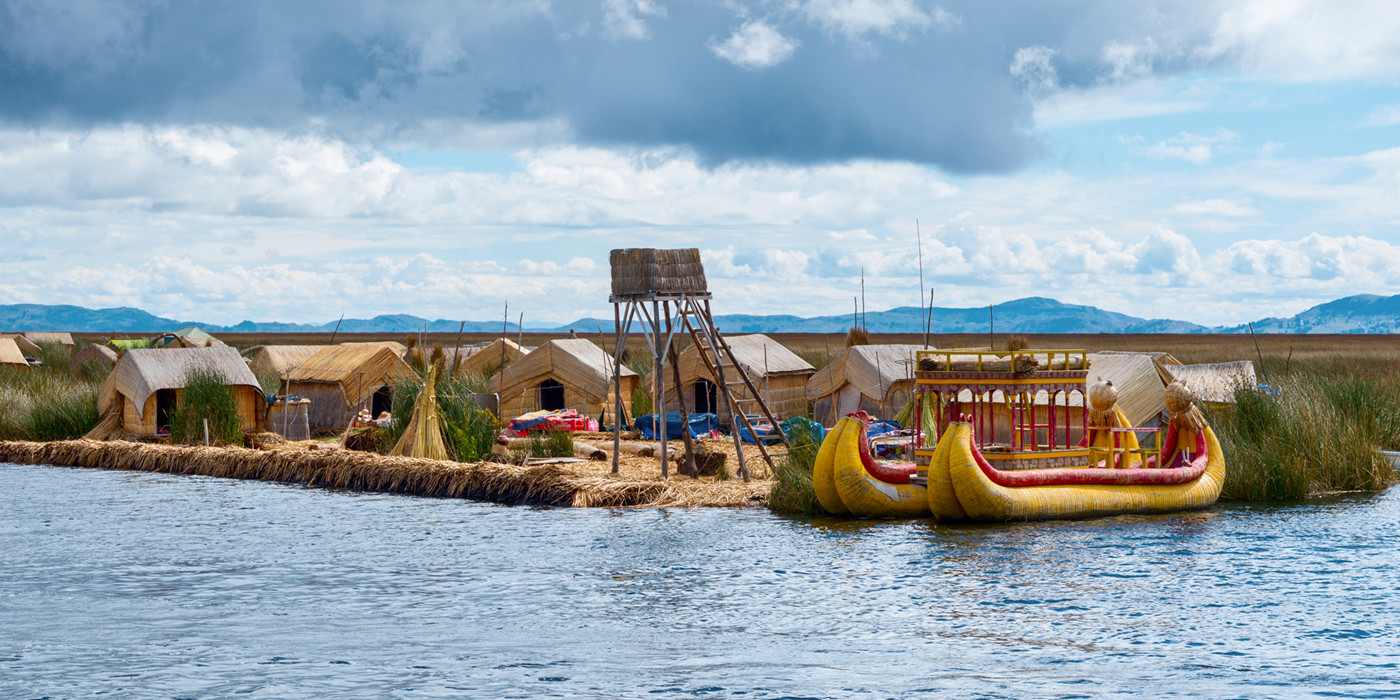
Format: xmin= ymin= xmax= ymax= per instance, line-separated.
xmin=2 ymin=295 xmax=1398 ymax=335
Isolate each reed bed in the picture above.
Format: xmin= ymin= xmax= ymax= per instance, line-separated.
xmin=0 ymin=438 xmax=768 ymax=508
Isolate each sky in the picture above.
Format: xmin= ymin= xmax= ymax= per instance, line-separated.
xmin=2 ymin=0 xmax=1400 ymax=327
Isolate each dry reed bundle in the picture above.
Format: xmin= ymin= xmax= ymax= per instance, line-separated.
xmin=0 ymin=437 xmax=771 ymax=508
xmin=609 ymin=248 xmax=708 ymax=296
xmin=389 ymin=366 xmax=449 ymax=460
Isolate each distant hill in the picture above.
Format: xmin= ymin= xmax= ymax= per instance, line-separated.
xmin=5 ymin=293 xmax=1400 ymax=335
xmin=1222 ymin=294 xmax=1400 ymax=334
xmin=556 ymin=297 xmax=1209 ymax=334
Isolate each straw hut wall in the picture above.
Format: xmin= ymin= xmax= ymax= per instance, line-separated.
xmin=0 ymin=334 xmax=41 ymax=357
xmin=20 ymin=332 xmax=74 ymax=347
xmin=649 ymin=334 xmax=815 ymax=421
xmin=1167 ymin=361 xmax=1256 ymax=405
xmin=151 ymin=326 xmax=225 ymax=348
xmin=0 ymin=337 xmax=29 ymax=367
xmin=489 ymin=339 xmax=638 ymax=424
xmin=250 ymin=345 xmax=330 ymax=380
xmin=455 ymin=337 xmax=530 ymax=377
xmin=96 ymin=346 xmax=264 ymax=436
xmin=807 ymin=344 xmax=924 ymax=425
xmin=286 ymin=344 xmax=414 ymax=432
xmin=68 ymin=343 xmax=119 ymax=374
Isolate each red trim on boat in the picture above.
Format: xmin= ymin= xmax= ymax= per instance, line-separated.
xmin=966 ymin=424 xmax=1209 ymax=487
xmin=847 ymin=412 xmax=916 ymax=484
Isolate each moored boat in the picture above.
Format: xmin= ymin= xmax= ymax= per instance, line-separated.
xmin=814 ymin=348 xmax=1226 ymax=521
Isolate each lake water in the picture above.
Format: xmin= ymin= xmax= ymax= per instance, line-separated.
xmin=2 ymin=462 xmax=1399 ymax=698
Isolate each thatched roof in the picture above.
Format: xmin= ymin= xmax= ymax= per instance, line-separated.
xmin=490 ymin=339 xmax=636 ymax=398
xmin=808 ymin=344 xmax=924 ymax=402
xmin=287 ymin=344 xmax=414 ymax=406
xmin=1167 ymin=361 xmax=1256 ymax=404
xmin=610 ymin=248 xmax=708 ymax=297
xmin=251 ymin=345 xmax=330 ymax=377
xmin=1086 ymin=352 xmax=1172 ymax=427
xmin=716 ymin=334 xmax=814 ymax=378
xmin=1091 ymin=350 xmax=1181 ymax=385
xmin=0 ymin=334 xmax=41 ymax=357
xmin=0 ymin=337 xmax=29 ymax=366
xmin=343 ymin=340 xmax=409 ymax=357
xmin=456 ymin=337 xmax=529 ymax=377
xmin=153 ymin=326 xmax=225 ymax=348
xmin=68 ymin=343 xmax=119 ymax=374
xmin=20 ymin=331 xmax=74 ymax=346
xmin=98 ymin=346 xmax=263 ymax=418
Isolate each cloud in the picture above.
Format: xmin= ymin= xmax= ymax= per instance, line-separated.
xmin=802 ymin=0 xmax=955 ymax=39
xmin=603 ymin=0 xmax=667 ymax=40
xmin=1173 ymin=198 xmax=1259 ymax=217
xmin=1010 ymin=46 xmax=1058 ymax=96
xmin=1102 ymin=38 xmax=1157 ymax=83
xmin=1361 ymin=103 xmax=1400 ymax=128
xmin=1204 ymin=0 xmax=1400 ymax=81
xmin=711 ymin=21 xmax=798 ymax=70
xmin=1128 ymin=129 xmax=1238 ymax=164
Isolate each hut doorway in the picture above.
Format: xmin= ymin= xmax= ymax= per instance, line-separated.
xmin=693 ymin=379 xmax=718 ymax=414
xmin=538 ymin=379 xmax=565 ymax=411
xmin=371 ymin=386 xmax=392 ymax=417
xmin=155 ymin=389 xmax=177 ymax=434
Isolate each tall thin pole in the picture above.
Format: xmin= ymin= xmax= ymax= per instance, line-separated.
xmin=860 ymin=267 xmax=866 ymax=331
xmin=450 ymin=321 xmax=465 ymax=380
xmin=328 ymin=313 xmax=345 ymax=344
xmin=926 ymin=288 xmax=935 ymax=346
xmin=611 ymin=303 xmax=624 ymax=475
xmin=1248 ymin=322 xmax=1270 ymax=386
xmin=853 ymin=297 xmax=858 ymax=331
xmin=916 ymin=220 xmax=927 ymax=347
xmin=989 ymin=305 xmax=995 ymax=350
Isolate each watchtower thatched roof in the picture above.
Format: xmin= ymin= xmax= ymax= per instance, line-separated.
xmin=455 ymin=337 xmax=529 ymax=377
xmin=98 ymin=346 xmax=263 ymax=419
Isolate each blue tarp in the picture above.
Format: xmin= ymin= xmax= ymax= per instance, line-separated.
xmin=740 ymin=416 xmax=828 ymax=445
xmin=866 ymin=419 xmax=902 ymax=438
xmin=634 ymin=412 xmax=720 ymax=440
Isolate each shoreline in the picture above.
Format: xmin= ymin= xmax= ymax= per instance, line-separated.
xmin=0 ymin=439 xmax=769 ymax=509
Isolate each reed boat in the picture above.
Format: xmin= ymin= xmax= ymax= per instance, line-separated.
xmin=812 ymin=348 xmax=1226 ymax=521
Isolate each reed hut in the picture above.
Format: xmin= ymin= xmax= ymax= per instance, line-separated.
xmin=94 ymin=346 xmax=265 ymax=437
xmin=0 ymin=337 xmax=29 ymax=367
xmin=68 ymin=343 xmax=119 ymax=374
xmin=249 ymin=345 xmax=330 ymax=380
xmin=650 ymin=334 xmax=815 ymax=421
xmin=19 ymin=331 xmax=74 ymax=347
xmin=1084 ymin=352 xmax=1174 ymax=428
xmin=152 ymin=326 xmax=225 ymax=348
xmin=807 ymin=344 xmax=924 ymax=424
xmin=286 ymin=344 xmax=415 ymax=433
xmin=489 ymin=339 xmax=637 ymax=425
xmin=1 ymin=334 xmax=41 ymax=357
xmin=455 ymin=337 xmax=529 ymax=377
xmin=1167 ymin=361 xmax=1256 ymax=405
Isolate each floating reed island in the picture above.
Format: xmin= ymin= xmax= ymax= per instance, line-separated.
xmin=0 ymin=438 xmax=769 ymax=508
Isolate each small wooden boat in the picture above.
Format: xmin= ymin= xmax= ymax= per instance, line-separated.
xmin=813 ymin=348 xmax=1226 ymax=521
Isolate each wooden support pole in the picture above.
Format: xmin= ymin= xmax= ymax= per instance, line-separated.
xmin=612 ymin=303 xmax=624 ymax=475
xmin=667 ymin=308 xmax=698 ymax=477
xmin=654 ymin=299 xmax=667 ymax=479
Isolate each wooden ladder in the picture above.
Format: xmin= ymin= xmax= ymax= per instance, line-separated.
xmin=675 ymin=299 xmax=790 ymax=473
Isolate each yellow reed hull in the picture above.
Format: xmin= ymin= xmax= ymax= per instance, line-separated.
xmin=812 ymin=418 xmax=851 ymax=516
xmin=829 ymin=416 xmax=929 ymax=517
xmin=940 ymin=422 xmax=1226 ymax=522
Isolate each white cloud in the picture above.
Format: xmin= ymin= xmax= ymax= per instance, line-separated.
xmin=603 ymin=0 xmax=666 ymax=40
xmin=1205 ymin=0 xmax=1400 ymax=81
xmin=711 ymin=21 xmax=798 ymax=70
xmin=1102 ymin=38 xmax=1157 ymax=83
xmin=1130 ymin=129 xmax=1238 ymax=164
xmin=1173 ymin=198 xmax=1259 ymax=217
xmin=1361 ymin=103 xmax=1400 ymax=128
xmin=803 ymin=0 xmax=954 ymax=39
xmin=1010 ymin=45 xmax=1058 ymax=96
xmin=1032 ymin=80 xmax=1205 ymax=128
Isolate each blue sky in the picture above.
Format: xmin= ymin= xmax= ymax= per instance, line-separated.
xmin=2 ymin=0 xmax=1399 ymax=327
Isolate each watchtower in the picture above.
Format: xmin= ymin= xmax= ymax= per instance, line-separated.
xmin=608 ymin=248 xmax=788 ymax=480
